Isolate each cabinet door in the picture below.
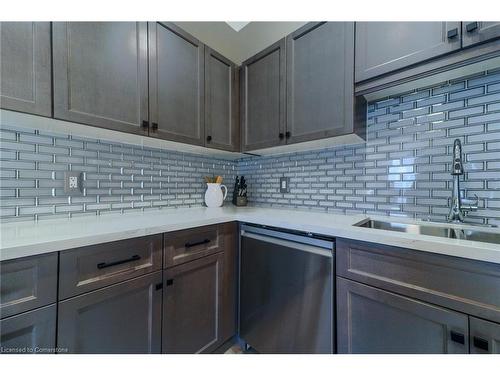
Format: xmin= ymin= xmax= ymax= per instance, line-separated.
xmin=241 ymin=38 xmax=286 ymax=151
xmin=337 ymin=277 xmax=469 ymax=354
xmin=0 ymin=304 xmax=56 ymax=354
xmin=205 ymin=47 xmax=240 ymax=151
xmin=355 ymin=22 xmax=462 ymax=82
xmin=58 ymin=272 xmax=162 ymax=354
xmin=52 ymin=22 xmax=149 ymax=135
xmin=469 ymin=317 xmax=500 ymax=354
xmin=219 ymin=222 xmax=238 ymax=343
xmin=286 ymin=22 xmax=354 ymax=144
xmin=149 ymin=22 xmax=205 ymax=146
xmin=163 ymin=253 xmax=223 ymax=353
xmin=0 ymin=22 xmax=51 ymax=116
xmin=462 ymin=22 xmax=500 ymax=48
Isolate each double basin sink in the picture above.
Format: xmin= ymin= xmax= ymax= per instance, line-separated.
xmin=355 ymin=218 xmax=500 ymax=246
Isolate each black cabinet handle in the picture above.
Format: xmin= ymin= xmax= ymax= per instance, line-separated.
xmin=97 ymin=254 xmax=141 ymax=269
xmin=473 ymin=336 xmax=489 ymax=351
xmin=151 ymin=122 xmax=158 ymax=131
xmin=450 ymin=331 xmax=465 ymax=345
xmin=279 ymin=133 xmax=284 ymax=140
xmin=185 ymin=238 xmax=210 ymax=248
xmin=141 ymin=120 xmax=149 ymax=129
xmin=447 ymin=28 xmax=459 ymax=39
xmin=285 ymin=131 xmax=291 ymax=139
xmin=206 ymin=135 xmax=212 ymax=142
xmin=166 ymin=279 xmax=174 ymax=286
xmin=466 ymin=22 xmax=479 ymax=33
xmin=155 ymin=283 xmax=163 ymax=290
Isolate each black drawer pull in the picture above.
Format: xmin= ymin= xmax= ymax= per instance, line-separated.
xmin=285 ymin=131 xmax=291 ymax=139
xmin=279 ymin=133 xmax=284 ymax=140
xmin=97 ymin=255 xmax=141 ymax=269
xmin=155 ymin=283 xmax=163 ymax=290
xmin=141 ymin=120 xmax=149 ymax=129
xmin=473 ymin=336 xmax=489 ymax=351
xmin=447 ymin=28 xmax=458 ymax=39
xmin=166 ymin=279 xmax=174 ymax=286
xmin=466 ymin=22 xmax=478 ymax=33
xmin=151 ymin=122 xmax=158 ymax=131
xmin=185 ymin=239 xmax=210 ymax=248
xmin=450 ymin=331 xmax=465 ymax=345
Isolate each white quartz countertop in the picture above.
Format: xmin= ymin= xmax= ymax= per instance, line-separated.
xmin=1 ymin=206 xmax=500 ymax=264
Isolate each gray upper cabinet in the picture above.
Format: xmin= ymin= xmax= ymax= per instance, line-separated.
xmin=52 ymin=22 xmax=149 ymax=135
xmin=162 ymin=253 xmax=223 ymax=353
xmin=469 ymin=317 xmax=500 ymax=354
xmin=0 ymin=22 xmax=51 ymax=116
xmin=58 ymin=272 xmax=162 ymax=354
xmin=462 ymin=22 xmax=500 ymax=48
xmin=0 ymin=253 xmax=58 ymax=319
xmin=241 ymin=38 xmax=286 ymax=151
xmin=205 ymin=47 xmax=240 ymax=151
xmin=148 ymin=22 xmax=205 ymax=146
xmin=0 ymin=304 xmax=56 ymax=354
xmin=337 ymin=277 xmax=469 ymax=354
xmin=286 ymin=22 xmax=355 ymax=144
xmin=355 ymin=22 xmax=462 ymax=82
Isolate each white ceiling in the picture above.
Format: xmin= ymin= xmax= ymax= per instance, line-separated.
xmin=225 ymin=22 xmax=250 ymax=32
xmin=174 ymin=21 xmax=307 ymax=65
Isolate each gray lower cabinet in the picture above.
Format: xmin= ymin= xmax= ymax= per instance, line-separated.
xmin=337 ymin=277 xmax=469 ymax=354
xmin=0 ymin=304 xmax=56 ymax=354
xmin=57 ymin=272 xmax=162 ymax=354
xmin=286 ymin=22 xmax=358 ymax=144
xmin=205 ymin=47 xmax=239 ymax=151
xmin=59 ymin=234 xmax=162 ymax=299
xmin=148 ymin=22 xmax=205 ymax=146
xmin=162 ymin=252 xmax=224 ymax=353
xmin=0 ymin=22 xmax=51 ymax=116
xmin=469 ymin=317 xmax=500 ymax=354
xmin=0 ymin=253 xmax=58 ymax=319
xmin=355 ymin=22 xmax=462 ymax=82
xmin=241 ymin=38 xmax=286 ymax=151
xmin=462 ymin=21 xmax=500 ymax=48
xmin=52 ymin=22 xmax=149 ymax=135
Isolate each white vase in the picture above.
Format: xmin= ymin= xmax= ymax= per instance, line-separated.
xmin=204 ymin=183 xmax=227 ymax=207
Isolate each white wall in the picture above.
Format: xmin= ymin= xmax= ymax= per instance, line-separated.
xmin=173 ymin=22 xmax=307 ymax=64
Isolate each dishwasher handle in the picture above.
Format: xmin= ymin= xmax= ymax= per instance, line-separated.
xmin=241 ymin=231 xmax=333 ymax=258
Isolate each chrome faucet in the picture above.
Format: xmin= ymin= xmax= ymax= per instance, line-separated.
xmin=447 ymin=139 xmax=478 ymax=223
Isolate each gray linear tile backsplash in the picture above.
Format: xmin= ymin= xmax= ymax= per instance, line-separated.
xmin=239 ymin=70 xmax=500 ymax=225
xmin=0 ymin=127 xmax=237 ymax=221
xmin=1 ymin=69 xmax=500 ymax=223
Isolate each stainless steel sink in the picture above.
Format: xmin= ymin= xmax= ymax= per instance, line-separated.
xmin=355 ymin=219 xmax=500 ymax=246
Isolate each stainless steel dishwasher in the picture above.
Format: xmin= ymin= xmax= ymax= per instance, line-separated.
xmin=239 ymin=224 xmax=334 ymax=354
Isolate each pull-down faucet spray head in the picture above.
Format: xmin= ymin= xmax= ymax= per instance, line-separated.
xmin=451 ymin=138 xmax=464 ymax=176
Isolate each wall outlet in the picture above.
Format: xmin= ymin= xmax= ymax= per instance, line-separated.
xmin=64 ymin=171 xmax=83 ymax=195
xmin=279 ymin=177 xmax=290 ymax=193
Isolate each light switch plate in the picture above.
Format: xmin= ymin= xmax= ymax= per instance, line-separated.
xmin=279 ymin=177 xmax=290 ymax=193
xmin=64 ymin=171 xmax=83 ymax=195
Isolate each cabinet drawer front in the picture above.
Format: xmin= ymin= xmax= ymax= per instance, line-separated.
xmin=58 ymin=271 xmax=162 ymax=354
xmin=59 ymin=234 xmax=162 ymax=299
xmin=0 ymin=253 xmax=57 ymax=319
xmin=0 ymin=304 xmax=56 ymax=354
xmin=337 ymin=277 xmax=468 ymax=354
xmin=337 ymin=239 xmax=500 ymax=323
xmin=164 ymin=224 xmax=223 ymax=268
